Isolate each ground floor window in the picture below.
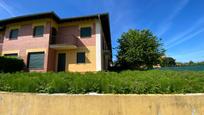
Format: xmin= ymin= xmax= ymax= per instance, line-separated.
xmin=27 ymin=52 xmax=45 ymax=69
xmin=77 ymin=52 xmax=85 ymax=64
xmin=4 ymin=53 xmax=18 ymax=57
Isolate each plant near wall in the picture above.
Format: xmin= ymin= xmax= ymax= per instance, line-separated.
xmin=0 ymin=70 xmax=204 ymax=94
xmin=0 ymin=56 xmax=25 ymax=73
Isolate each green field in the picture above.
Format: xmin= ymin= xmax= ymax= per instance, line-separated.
xmin=0 ymin=70 xmax=204 ymax=94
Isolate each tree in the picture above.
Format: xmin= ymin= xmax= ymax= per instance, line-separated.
xmin=189 ymin=61 xmax=194 ymax=65
xmin=160 ymin=57 xmax=176 ymax=67
xmin=116 ymin=29 xmax=165 ymax=69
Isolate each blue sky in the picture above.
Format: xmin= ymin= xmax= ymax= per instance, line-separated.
xmin=0 ymin=0 xmax=204 ymax=62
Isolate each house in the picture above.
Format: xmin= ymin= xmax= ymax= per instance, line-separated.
xmin=0 ymin=12 xmax=112 ymax=72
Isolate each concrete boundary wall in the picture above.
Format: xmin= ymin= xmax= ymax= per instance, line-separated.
xmin=0 ymin=92 xmax=204 ymax=115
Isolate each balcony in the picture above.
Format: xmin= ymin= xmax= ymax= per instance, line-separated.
xmin=49 ymin=34 xmax=78 ymax=50
xmin=50 ymin=44 xmax=77 ymax=50
xmin=49 ymin=27 xmax=78 ymax=50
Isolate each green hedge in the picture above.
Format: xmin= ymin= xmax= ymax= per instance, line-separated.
xmin=0 ymin=56 xmax=25 ymax=73
xmin=0 ymin=70 xmax=204 ymax=94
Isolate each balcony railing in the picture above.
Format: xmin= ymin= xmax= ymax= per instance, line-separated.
xmin=49 ymin=34 xmax=78 ymax=50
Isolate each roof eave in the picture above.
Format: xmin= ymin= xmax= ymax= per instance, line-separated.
xmin=99 ymin=14 xmax=112 ymax=58
xmin=0 ymin=12 xmax=112 ymax=58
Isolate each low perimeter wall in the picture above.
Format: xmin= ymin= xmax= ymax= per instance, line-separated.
xmin=0 ymin=92 xmax=204 ymax=115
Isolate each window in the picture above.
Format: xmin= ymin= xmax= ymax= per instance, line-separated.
xmin=80 ymin=27 xmax=91 ymax=38
xmin=77 ymin=52 xmax=85 ymax=63
xmin=9 ymin=29 xmax=18 ymax=39
xmin=50 ymin=27 xmax=57 ymax=44
xmin=4 ymin=53 xmax=18 ymax=57
xmin=0 ymin=34 xmax=3 ymax=42
xmin=28 ymin=52 xmax=44 ymax=69
xmin=33 ymin=26 xmax=44 ymax=37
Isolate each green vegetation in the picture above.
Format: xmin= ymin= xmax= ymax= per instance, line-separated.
xmin=0 ymin=70 xmax=204 ymax=94
xmin=116 ymin=29 xmax=165 ymax=70
xmin=177 ymin=61 xmax=204 ymax=67
xmin=160 ymin=57 xmax=176 ymax=67
xmin=0 ymin=56 xmax=25 ymax=73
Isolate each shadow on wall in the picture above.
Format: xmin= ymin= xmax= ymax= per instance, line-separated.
xmin=69 ymin=34 xmax=91 ymax=64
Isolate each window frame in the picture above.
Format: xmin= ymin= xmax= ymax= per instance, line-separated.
xmin=77 ymin=52 xmax=86 ymax=64
xmin=33 ymin=25 xmax=44 ymax=37
xmin=9 ymin=29 xmax=19 ymax=40
xmin=0 ymin=34 xmax=3 ymax=42
xmin=50 ymin=27 xmax=57 ymax=44
xmin=27 ymin=52 xmax=45 ymax=69
xmin=80 ymin=26 xmax=92 ymax=38
xmin=4 ymin=53 xmax=18 ymax=57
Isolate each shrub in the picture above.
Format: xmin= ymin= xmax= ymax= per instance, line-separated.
xmin=0 ymin=70 xmax=204 ymax=94
xmin=0 ymin=56 xmax=25 ymax=73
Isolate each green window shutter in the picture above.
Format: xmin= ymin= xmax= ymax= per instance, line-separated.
xmin=77 ymin=52 xmax=85 ymax=63
xmin=28 ymin=52 xmax=45 ymax=69
xmin=33 ymin=26 xmax=44 ymax=37
xmin=80 ymin=27 xmax=91 ymax=38
xmin=9 ymin=29 xmax=19 ymax=39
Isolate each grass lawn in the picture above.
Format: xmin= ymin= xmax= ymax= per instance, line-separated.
xmin=0 ymin=70 xmax=204 ymax=94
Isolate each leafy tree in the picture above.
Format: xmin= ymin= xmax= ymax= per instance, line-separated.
xmin=189 ymin=61 xmax=194 ymax=65
xmin=116 ymin=29 xmax=165 ymax=69
xmin=160 ymin=57 xmax=176 ymax=67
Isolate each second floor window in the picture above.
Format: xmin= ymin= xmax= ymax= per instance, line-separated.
xmin=80 ymin=27 xmax=91 ymax=38
xmin=50 ymin=27 xmax=57 ymax=44
xmin=0 ymin=35 xmax=2 ymax=42
xmin=33 ymin=26 xmax=44 ymax=37
xmin=9 ymin=29 xmax=18 ymax=39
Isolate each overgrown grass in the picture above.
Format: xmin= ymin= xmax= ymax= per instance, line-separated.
xmin=0 ymin=70 xmax=204 ymax=94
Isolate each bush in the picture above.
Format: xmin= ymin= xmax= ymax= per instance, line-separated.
xmin=0 ymin=56 xmax=25 ymax=73
xmin=0 ymin=70 xmax=204 ymax=94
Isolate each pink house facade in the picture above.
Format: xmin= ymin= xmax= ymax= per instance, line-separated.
xmin=0 ymin=12 xmax=112 ymax=72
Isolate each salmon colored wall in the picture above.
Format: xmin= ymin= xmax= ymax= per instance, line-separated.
xmin=51 ymin=20 xmax=97 ymax=72
xmin=47 ymin=48 xmax=56 ymax=71
xmin=2 ymin=20 xmax=51 ymax=72
xmin=1 ymin=19 xmax=105 ymax=72
xmin=57 ymin=21 xmax=96 ymax=47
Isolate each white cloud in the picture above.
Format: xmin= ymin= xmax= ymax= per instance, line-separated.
xmin=166 ymin=28 xmax=204 ymax=49
xmin=173 ymin=50 xmax=204 ymax=58
xmin=157 ymin=0 xmax=190 ymax=36
xmin=165 ymin=17 xmax=204 ymax=48
xmin=0 ymin=0 xmax=15 ymax=16
xmin=171 ymin=50 xmax=204 ymax=62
